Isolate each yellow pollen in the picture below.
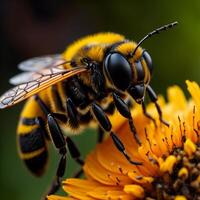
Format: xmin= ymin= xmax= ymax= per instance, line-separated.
xmin=124 ymin=184 xmax=144 ymax=198
xmin=178 ymin=167 xmax=188 ymax=179
xmin=160 ymin=155 xmax=177 ymax=173
xmin=175 ymin=195 xmax=187 ymax=200
xmin=184 ymin=139 xmax=196 ymax=157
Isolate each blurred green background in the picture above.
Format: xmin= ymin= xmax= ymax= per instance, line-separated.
xmin=0 ymin=0 xmax=200 ymax=199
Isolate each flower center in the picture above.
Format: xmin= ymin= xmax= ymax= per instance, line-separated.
xmin=146 ymin=144 xmax=200 ymax=200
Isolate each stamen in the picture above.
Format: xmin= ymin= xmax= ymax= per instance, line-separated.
xmin=147 ymin=142 xmax=200 ymax=199
xmin=116 ymin=176 xmax=121 ymax=184
xmin=178 ymin=116 xmax=183 ymax=144
xmin=182 ymin=121 xmax=186 ymax=142
xmin=164 ymin=136 xmax=170 ymax=154
xmin=193 ymin=106 xmax=196 ymax=131
xmin=118 ymin=167 xmax=123 ymax=174
xmin=146 ymin=151 xmax=159 ymax=166
xmin=171 ymin=126 xmax=176 ymax=149
xmin=193 ymin=106 xmax=200 ymax=140
xmin=145 ymin=128 xmax=153 ymax=152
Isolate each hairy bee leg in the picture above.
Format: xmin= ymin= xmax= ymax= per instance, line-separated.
xmin=146 ymin=85 xmax=169 ymax=127
xmin=91 ymin=102 xmax=142 ymax=165
xmin=141 ymin=100 xmax=157 ymax=128
xmin=97 ymin=126 xmax=105 ymax=143
xmin=112 ymin=93 xmax=141 ymax=146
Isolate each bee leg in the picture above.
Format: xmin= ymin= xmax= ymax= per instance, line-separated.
xmin=64 ymin=137 xmax=84 ymax=179
xmin=46 ymin=122 xmax=84 ymax=196
xmin=46 ymin=114 xmax=68 ymax=195
xmin=36 ymin=94 xmax=83 ymax=166
xmin=36 ymin=95 xmax=84 ymax=194
xmin=128 ymin=84 xmax=157 ymax=126
xmin=66 ymin=137 xmax=84 ymax=166
xmin=97 ymin=126 xmax=105 ymax=143
xmin=34 ymin=94 xmax=68 ymax=124
xmin=66 ymin=98 xmax=79 ymax=129
xmin=97 ymin=102 xmax=115 ymax=143
xmin=47 ymin=148 xmax=67 ymax=195
xmin=52 ymin=113 xmax=68 ymax=123
xmin=91 ymin=102 xmax=142 ymax=165
xmin=34 ymin=95 xmax=68 ymax=195
xmin=146 ymin=85 xmax=169 ymax=127
xmin=34 ymin=95 xmax=50 ymax=114
xmin=141 ymin=100 xmax=157 ymax=128
xmin=83 ymin=59 xmax=105 ymax=96
xmin=112 ymin=93 xmax=141 ymax=145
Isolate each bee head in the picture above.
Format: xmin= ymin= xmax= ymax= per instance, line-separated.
xmin=103 ymin=44 xmax=154 ymax=104
xmin=126 ymin=50 xmax=153 ymax=104
xmin=104 ymin=22 xmax=177 ymax=101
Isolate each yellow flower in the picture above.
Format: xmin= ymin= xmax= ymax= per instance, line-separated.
xmin=48 ymin=81 xmax=200 ymax=200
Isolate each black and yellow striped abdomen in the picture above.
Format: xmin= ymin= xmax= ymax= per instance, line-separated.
xmin=17 ymin=91 xmax=50 ymax=176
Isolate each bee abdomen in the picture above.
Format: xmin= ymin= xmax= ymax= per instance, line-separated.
xmin=17 ymin=126 xmax=48 ymax=177
xmin=23 ymin=150 xmax=48 ymax=177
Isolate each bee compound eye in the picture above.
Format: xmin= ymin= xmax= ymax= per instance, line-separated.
xmin=104 ymin=53 xmax=132 ymax=91
xmin=143 ymin=51 xmax=153 ymax=75
xmin=135 ymin=61 xmax=145 ymax=81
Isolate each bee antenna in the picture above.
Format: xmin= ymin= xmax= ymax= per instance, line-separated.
xmin=131 ymin=21 xmax=178 ymax=56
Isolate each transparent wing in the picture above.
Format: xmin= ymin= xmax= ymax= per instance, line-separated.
xmin=10 ymin=56 xmax=71 ymax=85
xmin=18 ymin=54 xmax=64 ymax=72
xmin=9 ymin=64 xmax=68 ymax=85
xmin=0 ymin=67 xmax=87 ymax=109
xmin=9 ymin=72 xmax=34 ymax=85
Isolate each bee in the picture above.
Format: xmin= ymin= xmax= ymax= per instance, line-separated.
xmin=0 ymin=22 xmax=177 ymax=196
